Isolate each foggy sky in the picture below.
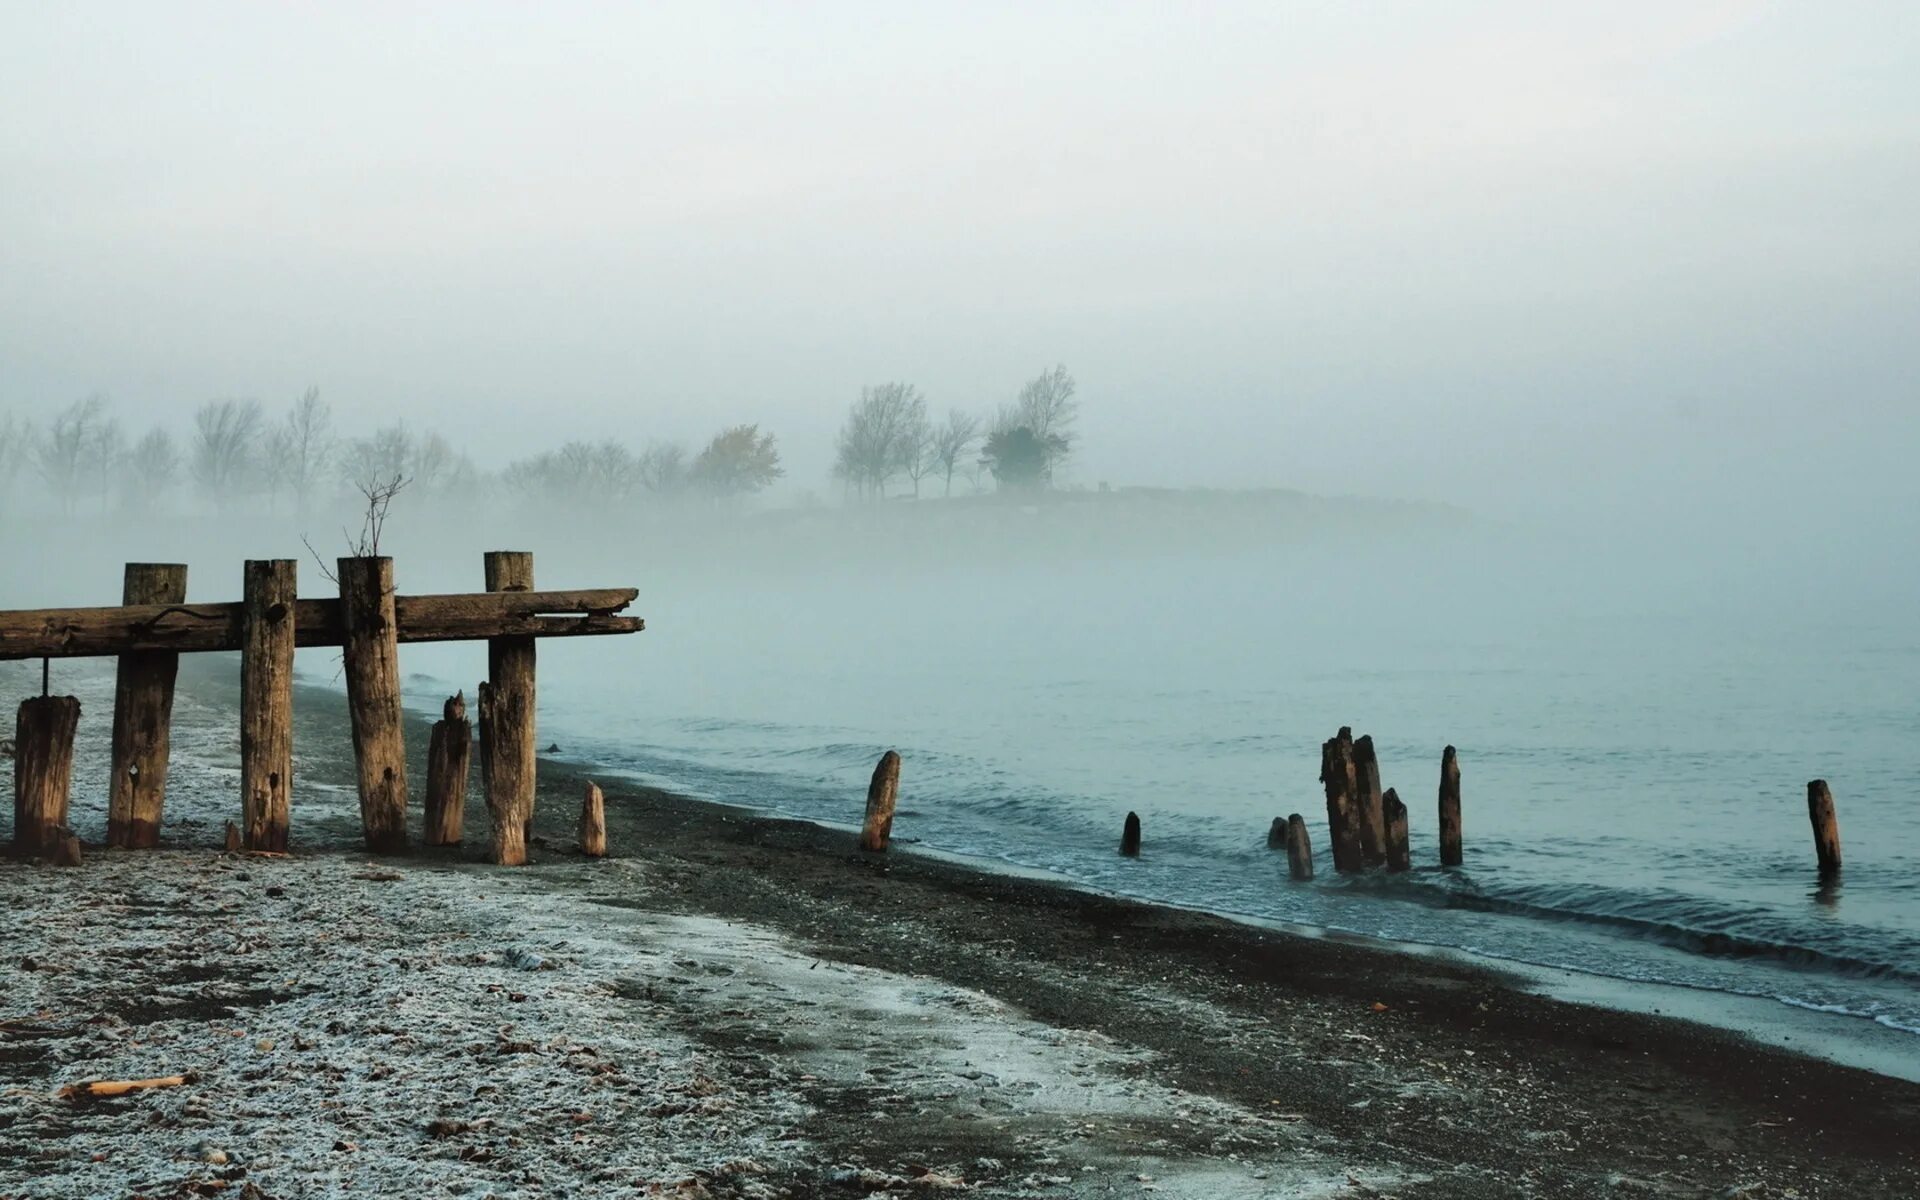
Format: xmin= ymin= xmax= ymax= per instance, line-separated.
xmin=3 ymin=1 xmax=1917 ymax=529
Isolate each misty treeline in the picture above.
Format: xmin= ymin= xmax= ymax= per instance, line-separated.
xmin=833 ymin=364 xmax=1078 ymax=500
xmin=0 ymin=391 xmax=784 ymax=517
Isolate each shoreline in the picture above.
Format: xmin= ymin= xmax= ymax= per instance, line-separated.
xmin=4 ymin=658 xmax=1918 ymax=1196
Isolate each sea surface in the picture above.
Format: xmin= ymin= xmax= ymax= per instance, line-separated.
xmin=375 ymin=518 xmax=1917 ymax=1049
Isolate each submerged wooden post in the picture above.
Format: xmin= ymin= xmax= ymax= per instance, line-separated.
xmin=1438 ymin=745 xmax=1462 ymax=866
xmin=580 ymin=780 xmax=607 ymax=857
xmin=858 ymin=750 xmax=901 ymax=852
xmin=1320 ymin=729 xmax=1362 ymax=873
xmin=240 ymin=559 xmax=296 ymax=852
xmin=483 ymin=551 xmax=537 ymax=848
xmin=1384 ymin=788 xmax=1410 ymax=872
xmin=1807 ymin=779 xmax=1841 ymax=876
xmin=1284 ymin=813 xmax=1314 ymax=880
xmin=1267 ymin=816 xmax=1287 ymax=850
xmin=106 ymin=563 xmax=187 ymax=847
xmin=479 ymin=681 xmax=531 ymax=865
xmin=14 ymin=696 xmax=81 ymax=857
xmin=1120 ymin=811 xmax=1142 ymax=857
xmin=1352 ymin=734 xmax=1387 ymax=868
xmin=338 ymin=556 xmax=407 ymax=853
xmin=424 ymin=692 xmax=471 ymax=846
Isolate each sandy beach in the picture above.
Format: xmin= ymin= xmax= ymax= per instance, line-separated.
xmin=3 ymin=659 xmax=1917 ymax=1199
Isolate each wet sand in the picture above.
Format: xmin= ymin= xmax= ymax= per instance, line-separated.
xmin=2 ymin=658 xmax=1917 ymax=1197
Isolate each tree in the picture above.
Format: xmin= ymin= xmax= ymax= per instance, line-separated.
xmin=123 ymin=427 xmax=180 ymax=508
xmin=994 ymin=364 xmax=1078 ymax=484
xmin=832 ymin=382 xmax=925 ymax=500
xmin=0 ymin=414 xmax=32 ymax=511
xmin=88 ymin=413 xmax=124 ymax=512
xmin=636 ymin=441 xmax=689 ymax=497
xmin=337 ymin=423 xmax=415 ymax=490
xmin=191 ymin=398 xmax=265 ymax=503
xmin=692 ymin=424 xmax=782 ymax=499
xmin=930 ymin=409 xmax=981 ymax=497
xmin=281 ymin=387 xmax=335 ymax=515
xmin=980 ymin=425 xmax=1065 ymax=492
xmin=36 ymin=395 xmax=110 ymax=514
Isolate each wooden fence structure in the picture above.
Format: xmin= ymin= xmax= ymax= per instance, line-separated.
xmin=5 ymin=552 xmax=641 ymax=866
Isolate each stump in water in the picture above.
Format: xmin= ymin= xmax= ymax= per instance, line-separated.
xmin=52 ymin=827 xmax=82 ymax=868
xmin=484 ymin=551 xmax=537 ymax=848
xmin=1352 ymin=735 xmax=1388 ymax=867
xmin=479 ymin=680 xmax=533 ymax=865
xmin=424 ymin=692 xmax=471 ymax=847
xmin=1438 ymin=745 xmax=1462 ymax=867
xmin=240 ymin=559 xmax=296 ymax=852
xmin=1284 ymin=813 xmax=1314 ymax=881
xmin=1384 ymin=788 xmax=1410 ymax=872
xmin=107 ymin=563 xmax=187 ymax=848
xmin=1267 ymin=816 xmax=1287 ymax=850
xmin=14 ymin=695 xmax=80 ymax=857
xmin=580 ymin=781 xmax=607 ymax=857
xmin=338 ymin=557 xmax=408 ymax=853
xmin=1320 ymin=729 xmax=1362 ymax=873
xmin=858 ymin=750 xmax=901 ymax=852
xmin=1807 ymin=779 xmax=1841 ymax=877
xmin=1120 ymin=811 xmax=1142 ymax=857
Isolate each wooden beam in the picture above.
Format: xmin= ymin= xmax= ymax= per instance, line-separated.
xmin=0 ymin=587 xmax=642 ymax=659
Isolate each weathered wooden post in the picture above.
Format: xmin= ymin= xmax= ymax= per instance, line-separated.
xmin=240 ymin=559 xmax=296 ymax=852
xmin=424 ymin=692 xmax=471 ymax=846
xmin=1321 ymin=729 xmax=1362 ymax=873
xmin=1267 ymin=816 xmax=1287 ymax=849
xmin=1120 ymin=811 xmax=1142 ymax=857
xmin=858 ymin=750 xmax=901 ymax=852
xmin=1384 ymin=788 xmax=1410 ymax=871
xmin=1438 ymin=745 xmax=1462 ymax=867
xmin=478 ymin=681 xmax=532 ymax=865
xmin=483 ymin=551 xmax=537 ymax=848
xmin=14 ymin=695 xmax=81 ymax=857
xmin=1353 ymin=734 xmax=1388 ymax=867
xmin=107 ymin=563 xmax=187 ymax=847
xmin=1284 ymin=813 xmax=1314 ymax=880
xmin=1807 ymin=779 xmax=1841 ymax=877
xmin=580 ymin=780 xmax=607 ymax=857
xmin=338 ymin=556 xmax=407 ymax=853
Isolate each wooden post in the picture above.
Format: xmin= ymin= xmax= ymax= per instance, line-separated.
xmin=338 ymin=556 xmax=407 ymax=853
xmin=106 ymin=563 xmax=187 ymax=848
xmin=424 ymin=692 xmax=471 ymax=847
xmin=1353 ymin=734 xmax=1388 ymax=868
xmin=483 ymin=551 xmax=537 ymax=848
xmin=1320 ymin=729 xmax=1362 ymax=873
xmin=1438 ymin=745 xmax=1462 ymax=867
xmin=1384 ymin=788 xmax=1410 ymax=872
xmin=223 ymin=821 xmax=242 ymax=853
xmin=479 ymin=681 xmax=531 ymax=865
xmin=580 ymin=780 xmax=606 ymax=857
xmin=240 ymin=559 xmax=296 ymax=852
xmin=51 ymin=827 xmax=83 ymax=867
xmin=1267 ymin=816 xmax=1287 ymax=850
xmin=858 ymin=750 xmax=901 ymax=852
xmin=1807 ymin=779 xmax=1841 ymax=876
xmin=1120 ymin=811 xmax=1142 ymax=857
xmin=1284 ymin=813 xmax=1314 ymax=880
xmin=14 ymin=696 xmax=80 ymax=857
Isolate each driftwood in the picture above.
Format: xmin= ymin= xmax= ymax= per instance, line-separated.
xmin=1284 ymin=813 xmax=1314 ymax=880
xmin=240 ymin=559 xmax=296 ymax=852
xmin=14 ymin=696 xmax=80 ymax=857
xmin=484 ymin=552 xmax=538 ymax=850
xmin=107 ymin=563 xmax=186 ymax=848
xmin=58 ymin=1074 xmax=189 ymax=1100
xmin=580 ymin=781 xmax=606 ymax=857
xmin=0 ymin=588 xmax=642 ymax=660
xmin=1352 ymin=735 xmax=1388 ymax=867
xmin=858 ymin=751 xmax=901 ymax=852
xmin=1384 ymin=788 xmax=1410 ymax=872
xmin=424 ymin=692 xmax=471 ymax=847
xmin=1438 ymin=745 xmax=1462 ymax=866
xmin=1120 ymin=811 xmax=1142 ymax=857
xmin=339 ymin=557 xmax=407 ymax=853
xmin=1807 ymin=779 xmax=1841 ymax=876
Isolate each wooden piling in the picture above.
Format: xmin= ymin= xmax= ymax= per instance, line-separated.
xmin=483 ymin=551 xmax=537 ymax=848
xmin=1120 ymin=811 xmax=1142 ymax=857
xmin=14 ymin=695 xmax=81 ymax=857
xmin=1353 ymin=734 xmax=1388 ymax=867
xmin=1807 ymin=779 xmax=1841 ymax=876
xmin=858 ymin=750 xmax=901 ymax=852
xmin=338 ymin=556 xmax=407 ymax=853
xmin=223 ymin=820 xmax=242 ymax=853
xmin=1384 ymin=788 xmax=1410 ymax=872
xmin=1267 ymin=816 xmax=1287 ymax=850
xmin=240 ymin=559 xmax=296 ymax=852
xmin=478 ymin=680 xmax=531 ymax=865
xmin=580 ymin=780 xmax=607 ymax=857
xmin=51 ymin=827 xmax=83 ymax=867
xmin=1438 ymin=745 xmax=1462 ymax=867
xmin=424 ymin=692 xmax=471 ymax=847
xmin=1284 ymin=813 xmax=1314 ymax=880
xmin=1320 ymin=729 xmax=1362 ymax=873
xmin=106 ymin=563 xmax=187 ymax=848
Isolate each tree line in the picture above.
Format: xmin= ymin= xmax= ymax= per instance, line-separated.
xmin=831 ymin=364 xmax=1079 ymax=500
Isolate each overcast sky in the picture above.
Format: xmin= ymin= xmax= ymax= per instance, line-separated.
xmin=2 ymin=1 xmax=1915 ymax=527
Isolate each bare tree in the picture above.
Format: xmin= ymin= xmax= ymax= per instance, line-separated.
xmin=0 ymin=414 xmax=32 ymax=511
xmin=88 ymin=413 xmax=124 ymax=512
xmin=930 ymin=409 xmax=981 ymax=497
xmin=282 ymin=387 xmax=335 ymax=515
xmin=993 ymin=365 xmax=1078 ymax=485
xmin=636 ymin=441 xmax=689 ymax=497
xmin=833 ymin=382 xmax=925 ymax=500
xmin=36 ymin=395 xmax=109 ymax=514
xmin=191 ymin=398 xmax=265 ymax=503
xmin=338 ymin=423 xmax=415 ymax=490
xmin=123 ymin=427 xmax=180 ymax=509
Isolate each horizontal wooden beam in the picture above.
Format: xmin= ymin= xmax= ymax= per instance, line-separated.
xmin=0 ymin=588 xmax=643 ymax=660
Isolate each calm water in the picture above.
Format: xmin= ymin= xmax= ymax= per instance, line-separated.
xmin=389 ymin=523 xmax=1920 ymax=1040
